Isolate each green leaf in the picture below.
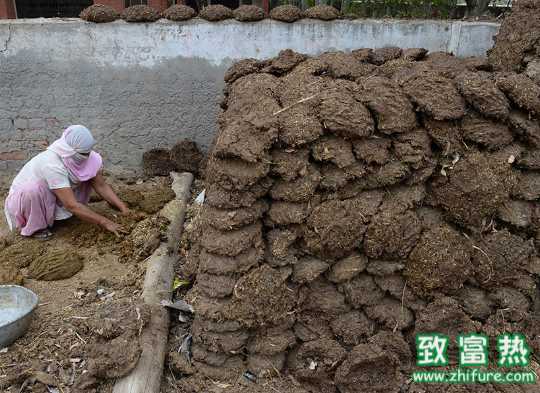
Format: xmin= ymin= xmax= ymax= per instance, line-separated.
xmin=173 ymin=277 xmax=191 ymax=290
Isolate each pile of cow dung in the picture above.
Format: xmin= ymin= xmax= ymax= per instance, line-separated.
xmin=198 ymin=4 xmax=233 ymax=21
xmin=121 ymin=5 xmax=161 ymax=22
xmin=269 ymin=5 xmax=303 ymax=22
xmin=178 ymin=43 xmax=540 ymax=392
xmin=27 ymin=250 xmax=84 ymax=281
xmin=488 ymin=0 xmax=540 ymax=73
xmin=143 ymin=140 xmax=204 ymax=176
xmin=78 ymin=3 xmax=343 ymax=24
xmin=79 ymin=4 xmax=119 ymax=23
xmin=163 ymin=4 xmax=197 ymax=21
xmin=1 ymin=295 xmax=151 ymax=392
xmin=234 ymin=5 xmax=266 ymax=22
xmin=303 ymin=5 xmax=339 ymax=21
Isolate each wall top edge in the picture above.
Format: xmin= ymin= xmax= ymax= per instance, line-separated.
xmin=0 ymin=17 xmax=501 ymax=28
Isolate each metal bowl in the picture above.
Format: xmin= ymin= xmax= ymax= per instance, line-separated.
xmin=0 ymin=285 xmax=39 ymax=348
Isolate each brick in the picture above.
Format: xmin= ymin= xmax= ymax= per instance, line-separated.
xmin=148 ymin=0 xmax=168 ymax=12
xmin=45 ymin=118 xmax=60 ymax=127
xmin=13 ymin=118 xmax=28 ymax=130
xmin=33 ymin=139 xmax=49 ymax=149
xmin=0 ymin=151 xmax=26 ymax=160
xmin=0 ymin=118 xmax=14 ymax=134
xmin=95 ymin=0 xmax=124 ymax=13
xmin=0 ymin=0 xmax=16 ymax=19
xmin=28 ymin=118 xmax=46 ymax=129
xmin=5 ymin=160 xmax=25 ymax=171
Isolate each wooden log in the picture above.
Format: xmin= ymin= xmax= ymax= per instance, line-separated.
xmin=113 ymin=172 xmax=194 ymax=393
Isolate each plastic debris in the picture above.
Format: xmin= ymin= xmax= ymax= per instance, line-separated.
xmin=179 ymin=333 xmax=192 ymax=363
xmin=195 ymin=189 xmax=206 ymax=205
xmin=178 ymin=312 xmax=189 ymax=323
xmin=243 ymin=371 xmax=257 ymax=382
xmin=160 ymin=299 xmax=194 ymax=313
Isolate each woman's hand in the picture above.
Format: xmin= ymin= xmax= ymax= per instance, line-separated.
xmin=101 ymin=219 xmax=127 ymax=237
xmin=53 ymin=188 xmax=126 ymax=235
xmin=91 ymin=173 xmax=130 ymax=213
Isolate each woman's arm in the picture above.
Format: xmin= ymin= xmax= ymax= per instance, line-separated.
xmin=90 ymin=172 xmax=129 ymax=214
xmin=52 ymin=187 xmax=125 ymax=236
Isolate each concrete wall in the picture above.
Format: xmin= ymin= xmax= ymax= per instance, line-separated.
xmin=0 ymin=18 xmax=500 ymax=187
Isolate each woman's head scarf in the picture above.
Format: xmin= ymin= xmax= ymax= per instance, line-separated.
xmin=47 ymin=125 xmax=103 ymax=182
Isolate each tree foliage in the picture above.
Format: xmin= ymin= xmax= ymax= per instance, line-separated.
xmin=277 ymin=0 xmax=502 ymax=18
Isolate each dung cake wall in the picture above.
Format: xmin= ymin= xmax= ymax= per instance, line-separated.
xmin=185 ymin=47 xmax=540 ymax=391
xmin=488 ymin=0 xmax=540 ymax=73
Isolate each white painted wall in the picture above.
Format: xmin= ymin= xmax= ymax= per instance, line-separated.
xmin=0 ymin=18 xmax=499 ymax=67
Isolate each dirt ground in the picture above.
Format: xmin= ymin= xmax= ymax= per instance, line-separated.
xmin=0 ymin=176 xmax=175 ymax=392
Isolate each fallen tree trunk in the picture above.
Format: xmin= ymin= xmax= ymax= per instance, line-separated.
xmin=113 ymin=172 xmax=194 ymax=393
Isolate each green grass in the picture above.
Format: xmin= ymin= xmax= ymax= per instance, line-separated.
xmin=346 ymin=0 xmax=459 ymax=18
